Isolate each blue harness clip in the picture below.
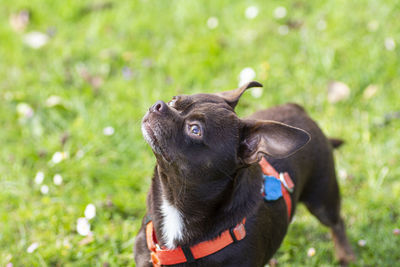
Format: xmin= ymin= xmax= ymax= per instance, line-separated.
xmin=263 ymin=175 xmax=283 ymax=201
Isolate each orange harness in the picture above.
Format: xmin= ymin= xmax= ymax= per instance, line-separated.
xmin=145 ymin=158 xmax=293 ymax=266
xmin=259 ymin=157 xmax=294 ymax=219
xmin=146 ymin=219 xmax=246 ymax=267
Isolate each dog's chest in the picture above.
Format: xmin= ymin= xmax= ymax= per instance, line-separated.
xmin=160 ymin=197 xmax=184 ymax=249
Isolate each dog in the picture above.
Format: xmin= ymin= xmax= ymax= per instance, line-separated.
xmin=135 ymin=81 xmax=355 ymax=266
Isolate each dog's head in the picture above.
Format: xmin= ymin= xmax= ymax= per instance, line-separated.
xmin=142 ymin=81 xmax=310 ymax=182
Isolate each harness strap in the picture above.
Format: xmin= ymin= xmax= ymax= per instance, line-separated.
xmin=146 ymin=219 xmax=246 ymax=266
xmin=145 ymin=158 xmax=294 ymax=266
xmin=259 ymin=157 xmax=294 ymax=220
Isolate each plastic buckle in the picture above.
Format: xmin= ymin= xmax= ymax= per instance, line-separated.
xmin=279 ymin=173 xmax=293 ymax=193
xmin=151 ymin=252 xmax=161 ymax=267
xmin=233 ymin=223 xmax=246 ymax=240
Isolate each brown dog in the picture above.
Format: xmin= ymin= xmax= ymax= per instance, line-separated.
xmin=135 ymin=81 xmax=355 ymax=266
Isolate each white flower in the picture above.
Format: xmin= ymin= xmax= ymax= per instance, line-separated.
xmin=16 ymin=103 xmax=34 ymax=118
xmin=317 ymin=19 xmax=327 ymax=31
xmin=23 ymin=31 xmax=49 ymax=49
xmin=384 ymin=37 xmax=396 ymax=51
xmin=327 ymin=81 xmax=350 ymax=103
xmin=77 ymin=217 xmax=91 ymax=236
xmin=278 ymin=25 xmax=289 ymax=35
xmin=238 ymin=29 xmax=257 ymax=43
xmin=207 ymin=17 xmax=219 ymax=29
xmin=9 ymin=10 xmax=30 ymax=32
xmin=245 ymin=6 xmax=259 ymax=19
xmin=84 ymin=204 xmax=96 ymax=220
xmin=367 ymin=20 xmax=379 ymax=32
xmin=103 ymin=126 xmax=115 ymax=136
xmin=338 ymin=169 xmax=348 ymax=180
xmin=274 ymin=6 xmax=287 ymax=19
xmin=363 ymin=84 xmax=378 ymax=99
xmin=251 ymin=87 xmax=263 ymax=99
xmin=53 ymin=174 xmax=63 ymax=185
xmin=307 ymin=247 xmax=316 ymax=257
xmin=358 ymin=239 xmax=367 ymax=247
xmin=75 ymin=150 xmax=85 ymax=159
xmin=34 ymin=171 xmax=44 ymax=185
xmin=52 ymin=152 xmax=63 ymax=163
xmin=40 ymin=185 xmax=49 ymax=195
xmin=45 ymin=95 xmax=62 ymax=107
xmin=51 ymin=151 xmax=68 ymax=164
xmin=238 ymin=67 xmax=256 ymax=87
xmin=27 ymin=242 xmax=39 ymax=253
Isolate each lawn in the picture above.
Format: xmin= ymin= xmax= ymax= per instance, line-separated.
xmin=0 ymin=0 xmax=399 ymax=266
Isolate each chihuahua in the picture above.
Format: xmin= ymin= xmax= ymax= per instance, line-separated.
xmin=134 ymin=81 xmax=355 ymax=266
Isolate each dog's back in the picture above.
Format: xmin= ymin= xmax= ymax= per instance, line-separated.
xmin=247 ymin=102 xmax=334 ymax=201
xmin=249 ymin=103 xmax=354 ymax=265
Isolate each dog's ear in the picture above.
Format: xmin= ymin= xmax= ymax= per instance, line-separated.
xmin=215 ymin=81 xmax=263 ymax=108
xmin=239 ymin=119 xmax=311 ymax=165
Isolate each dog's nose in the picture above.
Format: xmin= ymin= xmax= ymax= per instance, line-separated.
xmin=151 ymin=100 xmax=168 ymax=114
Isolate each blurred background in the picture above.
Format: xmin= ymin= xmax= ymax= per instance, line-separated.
xmin=1 ymin=0 xmax=399 ymax=266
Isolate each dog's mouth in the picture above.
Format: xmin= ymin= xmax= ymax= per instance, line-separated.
xmin=141 ymin=117 xmax=171 ymax=162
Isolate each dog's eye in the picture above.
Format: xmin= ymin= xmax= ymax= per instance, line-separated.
xmin=189 ymin=124 xmax=202 ymax=136
xmin=168 ymin=96 xmax=178 ymax=107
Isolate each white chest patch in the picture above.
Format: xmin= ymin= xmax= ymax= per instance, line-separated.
xmin=160 ymin=197 xmax=184 ymax=249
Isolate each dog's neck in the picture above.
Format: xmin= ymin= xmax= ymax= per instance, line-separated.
xmin=147 ymin=164 xmax=263 ymax=249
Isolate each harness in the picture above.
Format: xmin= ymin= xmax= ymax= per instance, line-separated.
xmin=145 ymin=157 xmax=294 ymax=266
xmin=259 ymin=157 xmax=294 ymax=219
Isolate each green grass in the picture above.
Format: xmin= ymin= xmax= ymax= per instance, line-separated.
xmin=1 ymin=0 xmax=399 ymax=266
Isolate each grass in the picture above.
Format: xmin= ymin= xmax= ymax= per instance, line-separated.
xmin=0 ymin=0 xmax=399 ymax=266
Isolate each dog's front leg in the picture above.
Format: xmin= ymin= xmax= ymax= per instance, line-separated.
xmin=134 ymin=225 xmax=153 ymax=267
